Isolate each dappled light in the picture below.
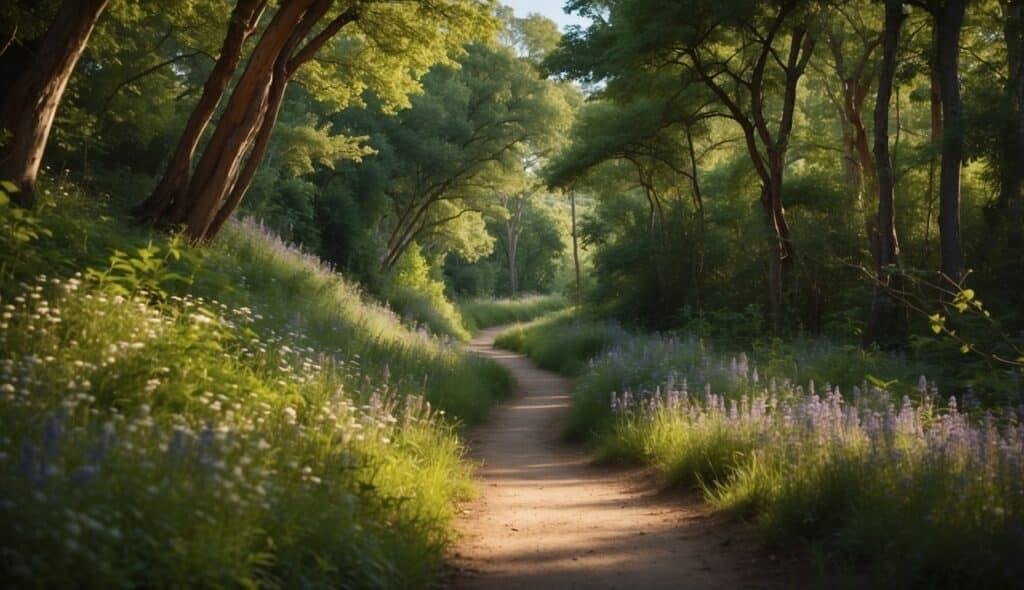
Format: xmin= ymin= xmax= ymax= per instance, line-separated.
xmin=2 ymin=0 xmax=1023 ymax=587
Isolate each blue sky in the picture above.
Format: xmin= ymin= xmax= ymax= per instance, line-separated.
xmin=502 ymin=0 xmax=591 ymax=31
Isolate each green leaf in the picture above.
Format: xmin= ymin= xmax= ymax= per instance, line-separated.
xmin=961 ymin=289 xmax=975 ymax=301
xmin=931 ymin=323 xmax=942 ymax=335
xmin=1 ymin=180 xmax=20 ymax=194
xmin=960 ymin=344 xmax=970 ymax=354
xmin=866 ymin=374 xmax=897 ymax=389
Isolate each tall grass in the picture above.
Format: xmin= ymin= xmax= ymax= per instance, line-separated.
xmin=554 ymin=327 xmax=1024 ymax=588
xmin=0 ymin=186 xmax=512 ymax=587
xmin=494 ymin=311 xmax=625 ymax=377
xmin=458 ymin=294 xmax=568 ymax=332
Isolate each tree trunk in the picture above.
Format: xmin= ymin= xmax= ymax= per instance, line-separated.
xmin=922 ymin=28 xmax=944 ymax=262
xmin=570 ymin=188 xmax=581 ymax=304
xmin=997 ymin=0 xmax=1024 ymax=250
xmin=134 ymin=0 xmax=266 ymax=222
xmin=0 ymin=0 xmax=108 ymax=206
xmin=935 ymin=0 xmax=967 ymax=283
xmin=865 ymin=0 xmax=906 ymax=347
xmin=137 ymin=0 xmax=358 ymax=242
xmin=182 ymin=0 xmax=321 ymax=239
xmin=503 ymin=195 xmax=525 ymax=297
xmin=206 ymin=51 xmax=290 ymax=239
xmin=685 ymin=126 xmax=705 ymax=306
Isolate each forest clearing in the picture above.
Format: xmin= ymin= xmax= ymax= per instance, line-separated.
xmin=1 ymin=0 xmax=1023 ymax=588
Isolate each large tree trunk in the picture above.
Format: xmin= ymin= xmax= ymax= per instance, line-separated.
xmin=137 ymin=0 xmax=358 ymax=242
xmin=865 ymin=0 xmax=906 ymax=347
xmin=205 ymin=52 xmax=290 ymax=239
xmin=935 ymin=0 xmax=967 ymax=283
xmin=0 ymin=0 xmax=108 ymax=207
xmin=181 ymin=0 xmax=322 ymax=240
xmin=134 ymin=0 xmax=267 ymax=222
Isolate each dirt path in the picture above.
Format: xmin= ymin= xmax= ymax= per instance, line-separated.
xmin=446 ymin=327 xmax=794 ymax=590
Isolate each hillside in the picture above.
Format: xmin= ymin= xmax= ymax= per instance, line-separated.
xmin=0 ymin=186 xmax=511 ymax=588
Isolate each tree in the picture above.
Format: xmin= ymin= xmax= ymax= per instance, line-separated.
xmin=134 ymin=0 xmax=496 ymax=243
xmin=133 ymin=0 xmax=268 ymax=224
xmin=357 ymin=42 xmax=571 ymax=272
xmin=544 ymin=89 xmax=714 ymax=312
xmin=550 ymin=0 xmax=817 ymax=331
xmin=864 ymin=0 xmax=907 ymax=345
xmin=816 ymin=2 xmax=882 ymax=211
xmin=0 ymin=0 xmax=109 ymax=206
xmin=911 ymin=0 xmax=968 ymax=281
xmin=498 ymin=190 xmax=529 ymax=296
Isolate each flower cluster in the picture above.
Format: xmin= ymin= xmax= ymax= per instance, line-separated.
xmin=0 ymin=273 xmax=457 ymax=587
xmin=595 ymin=334 xmax=1024 ymax=587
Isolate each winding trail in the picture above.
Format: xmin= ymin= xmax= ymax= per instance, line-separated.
xmin=447 ymin=327 xmax=795 ymax=590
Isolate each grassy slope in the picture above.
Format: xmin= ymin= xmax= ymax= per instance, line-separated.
xmin=0 ymin=184 xmax=511 ymax=588
xmin=458 ymin=295 xmax=568 ymax=333
xmin=495 ymin=314 xmax=1024 ymax=588
xmin=493 ymin=310 xmax=623 ymax=376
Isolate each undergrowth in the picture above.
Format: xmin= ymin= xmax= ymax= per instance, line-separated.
xmin=458 ymin=294 xmax=567 ymax=332
xmin=495 ymin=313 xmax=1024 ymax=588
xmin=0 ymin=179 xmax=512 ymax=587
xmin=494 ymin=310 xmax=624 ymax=377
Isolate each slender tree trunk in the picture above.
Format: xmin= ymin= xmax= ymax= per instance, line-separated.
xmin=998 ymin=0 xmax=1024 ymax=252
xmin=570 ymin=188 xmax=581 ymax=304
xmin=935 ymin=0 xmax=967 ymax=283
xmin=685 ymin=127 xmax=705 ymax=305
xmin=507 ymin=227 xmax=520 ymax=296
xmin=865 ymin=0 xmax=906 ymax=347
xmin=761 ymin=160 xmax=795 ymax=334
xmin=922 ymin=43 xmax=943 ymax=262
xmin=755 ymin=28 xmax=812 ymax=334
xmin=0 ymin=0 xmax=108 ymax=206
xmin=134 ymin=0 xmax=266 ymax=222
xmin=504 ymin=195 xmax=524 ymax=297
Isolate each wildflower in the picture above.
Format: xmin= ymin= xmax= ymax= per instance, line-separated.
xmin=283 ymin=407 xmax=297 ymax=424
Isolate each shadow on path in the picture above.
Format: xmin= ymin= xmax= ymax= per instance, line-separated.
xmin=444 ymin=327 xmax=798 ymax=590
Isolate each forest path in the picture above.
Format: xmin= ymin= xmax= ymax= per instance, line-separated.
xmin=445 ymin=327 xmax=794 ymax=590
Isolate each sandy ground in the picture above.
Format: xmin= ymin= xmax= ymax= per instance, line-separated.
xmin=443 ymin=327 xmax=798 ymax=590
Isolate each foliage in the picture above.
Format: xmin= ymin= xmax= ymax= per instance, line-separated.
xmin=605 ymin=367 xmax=1024 ymax=589
xmin=383 ymin=243 xmax=471 ymax=341
xmin=458 ymin=294 xmax=568 ymax=332
xmin=494 ymin=310 xmax=627 ymax=378
xmin=0 ymin=189 xmax=513 ymax=586
xmin=84 ymin=237 xmax=197 ymax=300
xmin=500 ymin=315 xmax=1023 ymax=586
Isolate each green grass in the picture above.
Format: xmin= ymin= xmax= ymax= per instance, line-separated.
xmin=0 ymin=180 xmax=512 ymax=588
xmin=511 ymin=318 xmax=1024 ymax=588
xmin=493 ymin=311 xmax=624 ymax=377
xmin=458 ymin=294 xmax=568 ymax=332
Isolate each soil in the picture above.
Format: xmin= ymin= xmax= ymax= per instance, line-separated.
xmin=443 ymin=327 xmax=802 ymax=590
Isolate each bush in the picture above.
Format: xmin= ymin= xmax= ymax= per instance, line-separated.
xmin=384 ymin=243 xmax=471 ymax=341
